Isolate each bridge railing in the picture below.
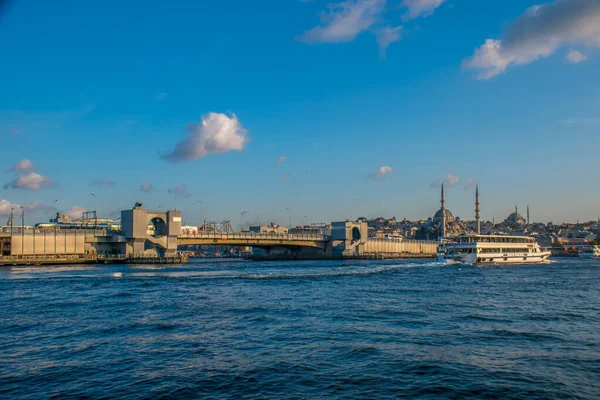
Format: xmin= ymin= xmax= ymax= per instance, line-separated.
xmin=366 ymin=238 xmax=438 ymax=246
xmin=0 ymin=228 xmax=110 ymax=237
xmin=178 ymin=231 xmax=329 ymax=241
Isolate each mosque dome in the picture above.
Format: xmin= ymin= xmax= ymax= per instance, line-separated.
xmin=433 ymin=209 xmax=455 ymax=223
xmin=504 ymin=211 xmax=526 ymax=225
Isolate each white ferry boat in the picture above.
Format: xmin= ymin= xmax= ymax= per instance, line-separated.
xmin=437 ymin=234 xmax=551 ymax=265
xmin=578 ymin=246 xmax=595 ymax=258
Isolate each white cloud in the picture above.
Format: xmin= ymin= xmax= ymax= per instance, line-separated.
xmin=298 ymin=0 xmax=385 ymax=44
xmin=24 ymin=201 xmax=55 ymax=213
xmin=91 ymin=178 xmax=116 ymax=186
xmin=445 ymin=173 xmax=460 ymax=187
xmin=276 ymin=155 xmax=286 ymax=165
xmin=140 ymin=183 xmax=154 ymax=193
xmin=376 ymin=25 xmax=402 ymax=58
xmin=167 ymin=185 xmax=191 ymax=198
xmin=430 ymin=173 xmax=460 ymax=188
xmin=162 ymin=112 xmax=248 ymax=162
xmin=4 ymin=172 xmax=52 ymax=190
xmin=9 ymin=159 xmax=36 ymax=173
xmin=0 ymin=199 xmax=21 ymax=216
xmin=368 ymin=165 xmax=394 ymax=180
xmin=464 ymin=0 xmax=600 ymax=79
xmin=566 ymin=49 xmax=588 ymax=63
xmin=0 ymin=199 xmax=56 ymax=216
xmin=377 ymin=166 xmax=393 ymax=177
xmin=402 ymin=0 xmax=446 ymax=20
xmin=67 ymin=205 xmax=87 ymax=220
xmin=156 ymin=93 xmax=167 ymax=100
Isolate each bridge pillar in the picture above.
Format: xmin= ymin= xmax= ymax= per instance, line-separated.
xmin=330 ymin=221 xmax=368 ymax=256
xmin=121 ymin=203 xmax=181 ymax=257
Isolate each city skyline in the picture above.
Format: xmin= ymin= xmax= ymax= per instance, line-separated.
xmin=1 ymin=0 xmax=599 ymax=225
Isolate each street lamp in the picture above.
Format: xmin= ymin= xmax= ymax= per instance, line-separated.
xmin=91 ymin=193 xmax=97 ymax=228
xmin=197 ymin=200 xmax=203 ymax=226
xmin=241 ymin=210 xmax=247 ymax=232
xmin=52 ymin=201 xmax=58 ymax=257
xmin=10 ymin=208 xmax=14 ymax=245
xmin=285 ymin=208 xmax=291 ymax=230
xmin=20 ymin=206 xmax=24 ymax=257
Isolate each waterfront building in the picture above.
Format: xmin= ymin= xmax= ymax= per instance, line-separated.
xmin=249 ymin=223 xmax=288 ymax=235
xmin=38 ymin=212 xmax=121 ymax=230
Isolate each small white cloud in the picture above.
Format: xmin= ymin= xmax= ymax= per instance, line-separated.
xmin=67 ymin=205 xmax=87 ymax=220
xmin=566 ymin=49 xmax=588 ymax=63
xmin=162 ymin=112 xmax=248 ymax=162
xmin=167 ymin=185 xmax=191 ymax=198
xmin=91 ymin=178 xmax=116 ymax=186
xmin=445 ymin=173 xmax=460 ymax=187
xmin=430 ymin=173 xmax=460 ymax=188
xmin=298 ymin=0 xmax=385 ymax=44
xmin=0 ymin=199 xmax=21 ymax=216
xmin=9 ymin=159 xmax=36 ymax=173
xmin=375 ymin=25 xmax=402 ymax=58
xmin=140 ymin=183 xmax=154 ymax=193
xmin=402 ymin=0 xmax=447 ymax=20
xmin=464 ymin=0 xmax=600 ymax=79
xmin=444 ymin=174 xmax=460 ymax=187
xmin=4 ymin=172 xmax=52 ymax=190
xmin=377 ymin=166 xmax=393 ymax=177
xmin=0 ymin=199 xmax=55 ymax=216
xmin=368 ymin=165 xmax=394 ymax=181
xmin=156 ymin=93 xmax=167 ymax=100
xmin=276 ymin=155 xmax=286 ymax=165
xmin=24 ymin=201 xmax=56 ymax=213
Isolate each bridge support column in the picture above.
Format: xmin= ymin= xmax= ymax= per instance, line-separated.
xmin=121 ymin=203 xmax=181 ymax=258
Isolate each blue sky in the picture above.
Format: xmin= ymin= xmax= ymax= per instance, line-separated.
xmin=1 ymin=0 xmax=599 ymax=226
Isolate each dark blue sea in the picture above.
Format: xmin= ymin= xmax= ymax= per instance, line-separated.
xmin=1 ymin=258 xmax=599 ymax=399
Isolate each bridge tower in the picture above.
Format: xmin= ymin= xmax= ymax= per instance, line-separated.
xmin=121 ymin=202 xmax=181 ymax=257
xmin=330 ymin=220 xmax=368 ymax=256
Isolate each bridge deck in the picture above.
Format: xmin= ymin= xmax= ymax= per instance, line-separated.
xmin=177 ymin=232 xmax=329 ymax=249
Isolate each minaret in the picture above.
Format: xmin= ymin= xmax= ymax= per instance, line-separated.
xmin=515 ymin=205 xmax=518 ymax=215
xmin=475 ymin=185 xmax=481 ymax=235
xmin=441 ymin=183 xmax=446 ymax=237
xmin=527 ymin=205 xmax=530 ymax=225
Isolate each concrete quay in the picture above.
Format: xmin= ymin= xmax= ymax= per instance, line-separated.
xmin=0 ymin=255 xmax=188 ymax=266
xmin=248 ymin=253 xmax=436 ymax=262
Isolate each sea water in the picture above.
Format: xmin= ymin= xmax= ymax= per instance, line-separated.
xmin=1 ymin=258 xmax=599 ymax=399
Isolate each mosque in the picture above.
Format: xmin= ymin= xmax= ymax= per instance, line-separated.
xmin=501 ymin=206 xmax=528 ymax=227
xmin=427 ymin=184 xmax=530 ymax=238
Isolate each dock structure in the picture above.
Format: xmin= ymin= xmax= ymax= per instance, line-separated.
xmin=0 ymin=204 xmax=438 ymax=265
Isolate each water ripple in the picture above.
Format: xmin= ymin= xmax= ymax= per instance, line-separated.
xmin=1 ymin=258 xmax=599 ymax=399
